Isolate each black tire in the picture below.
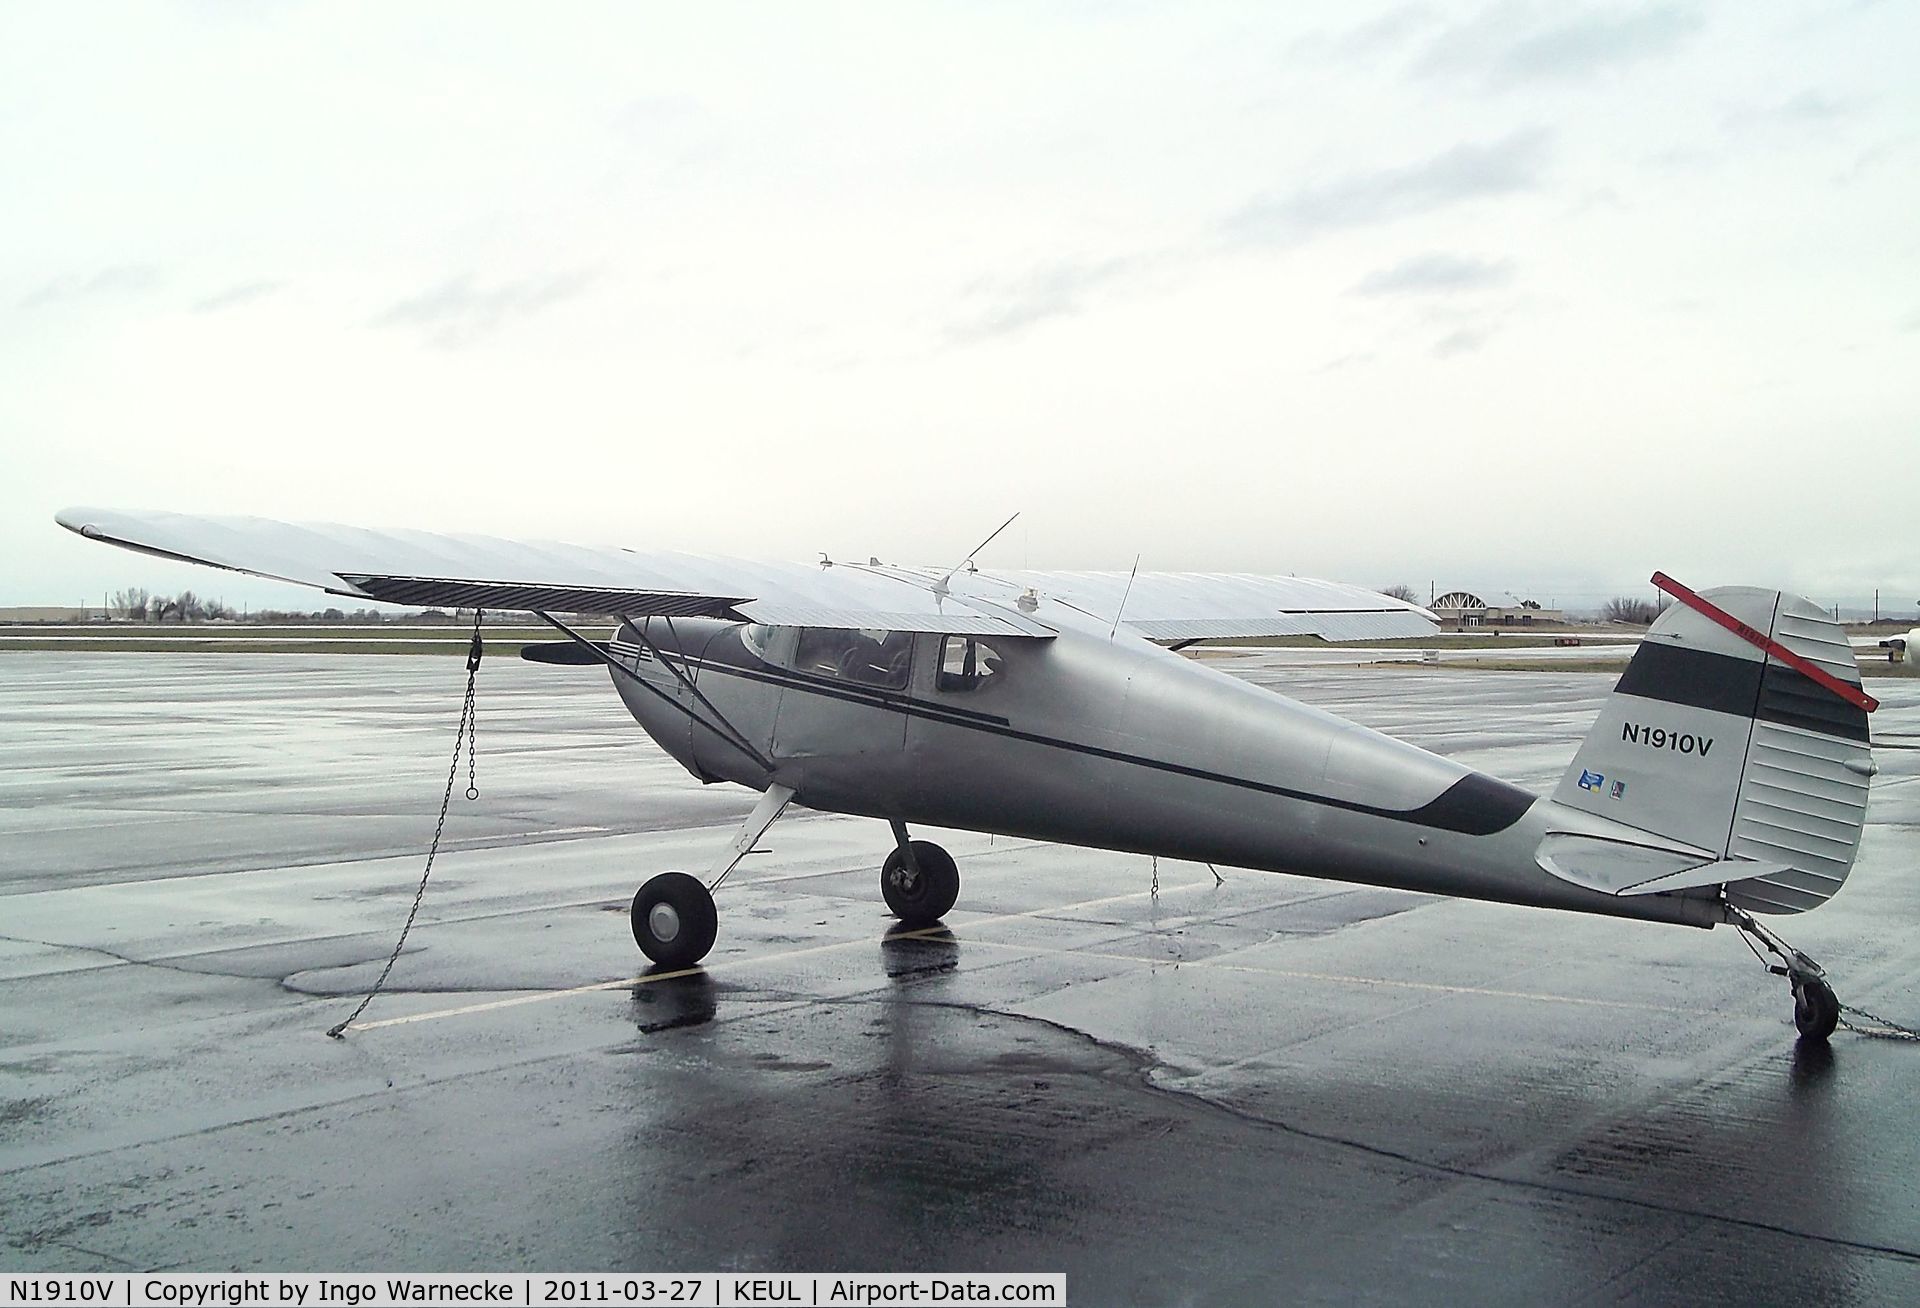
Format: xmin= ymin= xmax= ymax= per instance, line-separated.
xmin=630 ymin=871 xmax=717 ymax=968
xmin=880 ymin=841 xmax=959 ymax=926
xmin=1793 ymin=976 xmax=1840 ymax=1042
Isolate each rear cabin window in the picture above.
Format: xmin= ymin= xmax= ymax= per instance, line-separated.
xmin=937 ymin=636 xmax=1003 ymax=692
xmin=793 ymin=627 xmax=912 ymax=690
xmin=741 ymin=623 xmax=775 ymax=661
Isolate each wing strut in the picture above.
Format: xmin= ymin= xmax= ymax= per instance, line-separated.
xmin=533 ymin=611 xmax=776 ymax=773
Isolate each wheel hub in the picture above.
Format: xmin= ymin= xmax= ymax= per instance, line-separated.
xmin=648 ymin=902 xmax=681 ymax=943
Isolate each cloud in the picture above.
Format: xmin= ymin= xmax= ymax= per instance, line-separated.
xmin=1725 ymin=90 xmax=1867 ymax=136
xmin=18 ymin=264 xmax=160 ymax=310
xmin=193 ymin=280 xmax=285 ymax=313
xmin=1290 ymin=6 xmax=1439 ymax=64
xmin=609 ymin=94 xmax=726 ymax=172
xmin=1312 ymin=350 xmax=1379 ymax=374
xmin=1416 ymin=3 xmax=1703 ymax=89
xmin=945 ymin=256 xmax=1139 ymax=344
xmin=1227 ymin=131 xmax=1549 ymax=244
xmin=1431 ymin=326 xmax=1494 ymax=358
xmin=370 ymin=269 xmax=597 ymax=347
xmin=1833 ymin=131 xmax=1917 ymax=184
xmin=1350 ymin=253 xmax=1514 ymax=297
xmin=1767 ymin=90 xmax=1864 ymax=126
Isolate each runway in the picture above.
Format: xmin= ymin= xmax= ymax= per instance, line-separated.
xmin=3 ymin=652 xmax=1918 ymax=1303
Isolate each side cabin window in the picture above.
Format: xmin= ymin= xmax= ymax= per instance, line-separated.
xmin=793 ymin=627 xmax=912 ymax=691
xmin=937 ymin=636 xmax=1003 ymax=693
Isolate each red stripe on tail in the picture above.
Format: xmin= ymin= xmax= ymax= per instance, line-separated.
xmin=1651 ymin=572 xmax=1877 ymax=713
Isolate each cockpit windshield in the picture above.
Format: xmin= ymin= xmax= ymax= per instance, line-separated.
xmin=793 ymin=627 xmax=912 ymax=690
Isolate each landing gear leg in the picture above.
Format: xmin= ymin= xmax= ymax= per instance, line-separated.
xmin=1729 ymin=905 xmax=1839 ymax=1042
xmin=630 ymin=783 xmax=796 ymax=968
xmin=882 ymin=821 xmax=959 ymax=927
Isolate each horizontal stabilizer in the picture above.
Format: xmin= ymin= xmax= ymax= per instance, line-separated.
xmin=1536 ymin=832 xmax=1711 ymax=896
xmin=519 ymin=640 xmax=610 ymax=666
xmin=1622 ymin=858 xmax=1795 ymax=897
xmin=1536 ymin=832 xmax=1791 ymax=898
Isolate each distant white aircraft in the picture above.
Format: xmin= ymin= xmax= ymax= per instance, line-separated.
xmin=56 ymin=507 xmax=1882 ymax=1041
xmin=1874 ymin=628 xmax=1920 ymax=662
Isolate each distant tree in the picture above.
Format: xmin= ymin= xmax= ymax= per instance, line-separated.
xmin=153 ymin=591 xmax=202 ymax=622
xmin=1519 ymin=599 xmax=1541 ymax=610
xmin=322 ymin=607 xmax=345 ymax=621
xmin=1380 ymin=584 xmax=1421 ymax=604
xmin=1603 ymin=596 xmax=1659 ymax=625
xmin=112 ymin=587 xmax=150 ymax=620
xmin=201 ymin=598 xmax=234 ymax=620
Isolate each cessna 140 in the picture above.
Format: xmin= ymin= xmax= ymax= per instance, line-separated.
xmin=56 ymin=507 xmax=1881 ymax=1041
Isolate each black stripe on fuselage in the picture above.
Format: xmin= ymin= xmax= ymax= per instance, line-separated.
xmin=636 ymin=642 xmax=1535 ymax=837
xmin=1615 ymin=641 xmax=1868 ymax=742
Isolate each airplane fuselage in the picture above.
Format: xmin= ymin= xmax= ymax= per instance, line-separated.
xmin=608 ymin=618 xmax=1724 ymax=930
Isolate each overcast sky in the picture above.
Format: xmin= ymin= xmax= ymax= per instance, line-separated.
xmin=5 ymin=1 xmax=1917 ymax=616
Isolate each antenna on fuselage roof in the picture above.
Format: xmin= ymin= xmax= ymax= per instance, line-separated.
xmin=1109 ymin=554 xmax=1142 ymax=642
xmin=931 ymin=511 xmax=1021 ymax=596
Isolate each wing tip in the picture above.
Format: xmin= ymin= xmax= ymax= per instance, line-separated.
xmin=54 ymin=506 xmax=98 ymax=538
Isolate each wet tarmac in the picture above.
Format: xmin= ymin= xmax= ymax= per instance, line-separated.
xmin=2 ymin=653 xmax=1918 ymax=1304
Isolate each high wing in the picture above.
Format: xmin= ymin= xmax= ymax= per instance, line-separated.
xmin=54 ymin=506 xmax=1436 ymax=641
xmin=947 ymin=568 xmax=1437 ymax=641
xmin=56 ymin=506 xmax=1049 ymax=636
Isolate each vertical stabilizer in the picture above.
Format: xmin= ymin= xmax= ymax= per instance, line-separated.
xmin=1548 ymin=584 xmax=1873 ymax=914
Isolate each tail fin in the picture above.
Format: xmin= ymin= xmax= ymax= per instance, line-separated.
xmin=1543 ymin=583 xmax=1874 ymax=915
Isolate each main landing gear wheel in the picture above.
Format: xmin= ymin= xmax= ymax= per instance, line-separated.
xmin=881 ymin=841 xmax=959 ymax=927
xmin=1793 ymin=974 xmax=1840 ymax=1042
xmin=631 ymin=871 xmax=717 ymax=968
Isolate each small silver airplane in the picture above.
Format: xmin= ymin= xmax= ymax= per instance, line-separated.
xmin=56 ymin=507 xmax=1880 ymax=1041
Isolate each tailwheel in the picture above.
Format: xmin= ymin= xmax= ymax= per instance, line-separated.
xmin=1732 ymin=904 xmax=1844 ymax=1044
xmin=1793 ymin=975 xmax=1840 ymax=1043
xmin=881 ymin=840 xmax=959 ymax=927
xmin=631 ymin=871 xmax=717 ymax=968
